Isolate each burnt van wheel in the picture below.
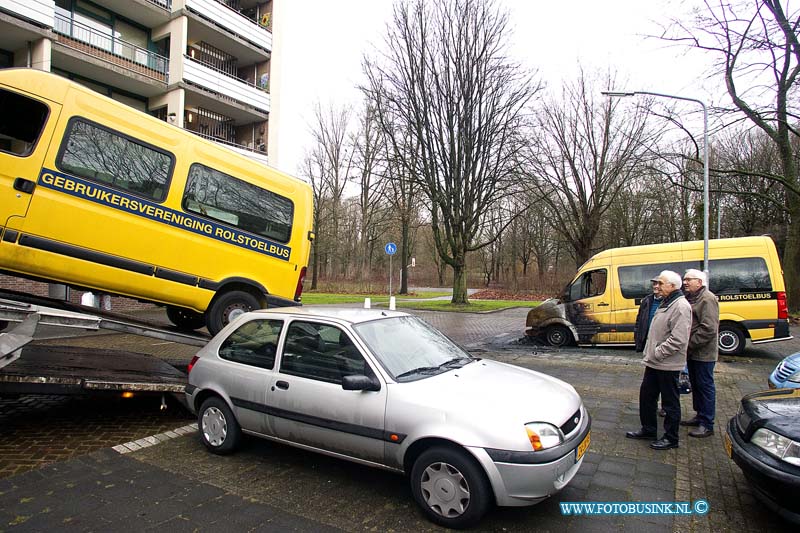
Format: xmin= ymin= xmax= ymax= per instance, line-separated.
xmin=718 ymin=324 xmax=745 ymax=356
xmin=545 ymin=325 xmax=572 ymax=347
xmin=205 ymin=290 xmax=260 ymax=335
xmin=166 ymin=306 xmax=206 ymax=331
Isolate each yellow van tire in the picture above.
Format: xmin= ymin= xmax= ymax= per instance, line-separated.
xmin=545 ymin=325 xmax=573 ymax=347
xmin=166 ymin=306 xmax=206 ymax=331
xmin=205 ymin=290 xmax=260 ymax=335
xmin=718 ymin=323 xmax=746 ymax=356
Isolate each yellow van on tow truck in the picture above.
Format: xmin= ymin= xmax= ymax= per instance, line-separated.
xmin=525 ymin=236 xmax=791 ymax=355
xmin=0 ymin=69 xmax=313 ymax=334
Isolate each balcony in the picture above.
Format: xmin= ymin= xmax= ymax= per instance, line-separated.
xmin=53 ymin=12 xmax=168 ymax=83
xmin=0 ymin=0 xmax=55 ymax=28
xmin=187 ymin=128 xmax=269 ymax=165
xmin=183 ymin=55 xmax=269 ymax=113
xmin=185 ymin=0 xmax=271 ymax=52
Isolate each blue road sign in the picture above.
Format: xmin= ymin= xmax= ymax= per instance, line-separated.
xmin=385 ymin=242 xmax=397 ymax=255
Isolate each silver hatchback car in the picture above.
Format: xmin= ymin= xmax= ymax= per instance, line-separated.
xmin=185 ymin=307 xmax=590 ymax=528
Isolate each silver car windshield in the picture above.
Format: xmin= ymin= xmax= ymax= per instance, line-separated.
xmin=354 ymin=316 xmax=474 ymax=381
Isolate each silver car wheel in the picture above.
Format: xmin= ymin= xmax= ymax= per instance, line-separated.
xmin=202 ymin=406 xmax=228 ymax=447
xmin=419 ymin=461 xmax=470 ymax=518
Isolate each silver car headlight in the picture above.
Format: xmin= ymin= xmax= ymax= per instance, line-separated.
xmin=525 ymin=422 xmax=564 ymax=451
xmin=751 ymin=428 xmax=800 ymax=466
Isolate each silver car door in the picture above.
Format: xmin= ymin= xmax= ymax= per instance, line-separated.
xmin=270 ymin=319 xmax=387 ymax=464
xmin=216 ymin=317 xmax=284 ymax=436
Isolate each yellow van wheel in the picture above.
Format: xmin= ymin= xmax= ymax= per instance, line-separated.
xmin=206 ymin=290 xmax=260 ymax=335
xmin=718 ymin=323 xmax=746 ymax=356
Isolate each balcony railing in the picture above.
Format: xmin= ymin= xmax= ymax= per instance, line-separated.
xmin=0 ymin=0 xmax=55 ymax=28
xmin=145 ymin=0 xmax=171 ymax=9
xmin=53 ymin=12 xmax=169 ymax=82
xmin=185 ymin=127 xmax=268 ymax=160
xmin=185 ymin=0 xmax=272 ymax=52
xmin=183 ymin=56 xmax=270 ymax=113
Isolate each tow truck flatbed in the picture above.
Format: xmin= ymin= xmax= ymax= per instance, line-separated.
xmin=0 ymin=345 xmax=187 ymax=395
xmin=0 ymin=290 xmax=209 ymax=398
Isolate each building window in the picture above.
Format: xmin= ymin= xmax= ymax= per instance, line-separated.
xmin=0 ymin=49 xmax=13 ymax=69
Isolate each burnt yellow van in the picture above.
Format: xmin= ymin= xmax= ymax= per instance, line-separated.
xmin=0 ymin=69 xmax=313 ymax=334
xmin=525 ymin=236 xmax=790 ymax=355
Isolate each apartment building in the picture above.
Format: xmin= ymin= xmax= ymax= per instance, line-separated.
xmin=0 ymin=0 xmax=283 ymax=308
xmin=0 ymin=0 xmax=281 ymax=166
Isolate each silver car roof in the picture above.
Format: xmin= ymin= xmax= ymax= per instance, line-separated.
xmin=246 ymin=306 xmax=411 ymax=325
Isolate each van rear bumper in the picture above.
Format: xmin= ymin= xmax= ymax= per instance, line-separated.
xmin=751 ymin=319 xmax=792 ymax=344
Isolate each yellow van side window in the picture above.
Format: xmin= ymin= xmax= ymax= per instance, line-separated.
xmin=58 ymin=118 xmax=172 ymax=201
xmin=0 ymin=88 xmax=48 ymax=156
xmin=183 ymin=163 xmax=294 ymax=243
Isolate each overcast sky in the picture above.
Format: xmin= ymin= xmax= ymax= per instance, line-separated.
xmin=274 ymin=0 xmax=716 ymax=176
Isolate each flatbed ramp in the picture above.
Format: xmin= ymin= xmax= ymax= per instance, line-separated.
xmin=0 ymin=345 xmax=187 ymax=395
xmin=0 ymin=291 xmax=209 ymax=396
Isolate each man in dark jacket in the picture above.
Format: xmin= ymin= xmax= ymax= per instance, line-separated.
xmin=680 ymin=269 xmax=719 ymax=438
xmin=634 ymin=280 xmax=662 ymax=352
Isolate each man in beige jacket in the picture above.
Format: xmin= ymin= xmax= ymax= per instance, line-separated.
xmin=626 ymin=270 xmax=692 ymax=450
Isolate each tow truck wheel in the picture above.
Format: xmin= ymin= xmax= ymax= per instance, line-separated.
xmin=544 ymin=325 xmax=573 ymax=347
xmin=166 ymin=306 xmax=206 ymax=331
xmin=205 ymin=290 xmax=260 ymax=335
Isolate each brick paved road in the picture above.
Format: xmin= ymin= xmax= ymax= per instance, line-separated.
xmin=1 ymin=307 xmax=798 ymax=531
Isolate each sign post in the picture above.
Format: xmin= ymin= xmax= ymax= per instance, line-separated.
xmin=385 ymin=242 xmax=397 ymax=296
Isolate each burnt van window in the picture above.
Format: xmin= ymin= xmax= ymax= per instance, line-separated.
xmin=58 ymin=119 xmax=172 ymax=201
xmin=0 ymin=88 xmax=48 ymax=156
xmin=183 ymin=164 xmax=294 ymax=243
xmin=570 ymin=269 xmax=607 ymax=300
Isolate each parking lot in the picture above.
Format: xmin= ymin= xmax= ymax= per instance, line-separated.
xmin=0 ymin=307 xmax=797 ymax=531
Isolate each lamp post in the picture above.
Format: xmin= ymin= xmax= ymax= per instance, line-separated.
xmin=602 ymin=90 xmax=709 ymax=274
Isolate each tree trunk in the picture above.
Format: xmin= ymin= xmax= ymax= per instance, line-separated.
xmin=783 ymin=206 xmax=800 ymax=312
xmin=452 ymin=253 xmax=468 ymax=304
xmin=399 ymin=221 xmax=410 ymax=294
xmin=310 ymin=241 xmax=319 ymax=290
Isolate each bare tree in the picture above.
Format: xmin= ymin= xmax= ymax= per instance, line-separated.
xmin=662 ymin=0 xmax=800 ymax=309
xmin=352 ymin=103 xmax=390 ymax=279
xmin=310 ymin=102 xmax=356 ymax=278
xmin=523 ymin=70 xmax=657 ymax=266
xmin=300 ymin=147 xmax=332 ymax=290
xmin=381 ymin=126 xmax=423 ymax=294
xmin=363 ymin=0 xmax=538 ymax=304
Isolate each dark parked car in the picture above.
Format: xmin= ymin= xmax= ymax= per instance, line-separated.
xmin=725 ymin=389 xmax=800 ymax=525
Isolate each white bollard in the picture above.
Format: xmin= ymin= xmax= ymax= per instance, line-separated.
xmin=81 ymin=292 xmax=98 ymax=308
xmin=364 ymin=297 xmax=371 ymax=309
xmin=389 ymin=296 xmax=396 ymax=310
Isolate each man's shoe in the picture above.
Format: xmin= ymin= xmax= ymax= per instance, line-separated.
xmin=680 ymin=416 xmax=701 ymax=427
xmin=626 ymin=429 xmax=657 ymax=440
xmin=658 ymin=408 xmax=666 ymax=417
xmin=650 ymin=438 xmax=679 ymax=450
xmin=689 ymin=426 xmax=714 ymax=438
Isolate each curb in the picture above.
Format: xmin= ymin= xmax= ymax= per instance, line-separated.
xmin=112 ymin=423 xmax=197 ymax=454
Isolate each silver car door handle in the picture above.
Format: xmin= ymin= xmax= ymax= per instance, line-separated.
xmin=274 ymin=380 xmax=289 ymax=391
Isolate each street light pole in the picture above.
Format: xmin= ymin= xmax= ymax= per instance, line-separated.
xmin=602 ymin=90 xmax=709 ymax=274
